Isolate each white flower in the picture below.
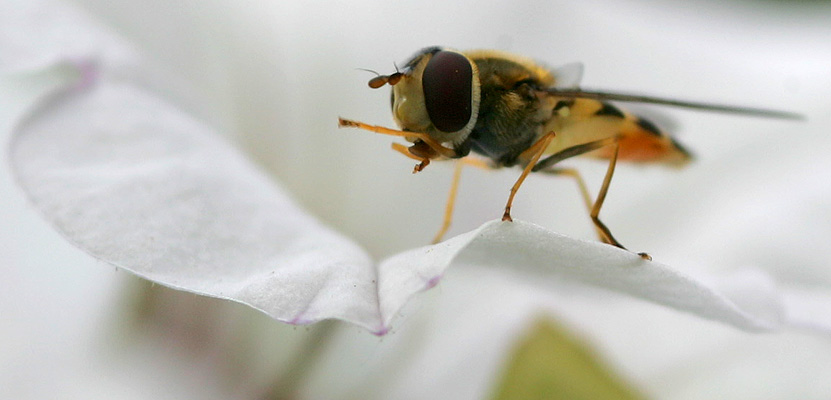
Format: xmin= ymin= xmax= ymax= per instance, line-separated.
xmin=3 ymin=0 xmax=831 ymax=398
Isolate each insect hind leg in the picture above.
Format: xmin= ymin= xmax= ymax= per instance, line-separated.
xmin=536 ymin=167 xmax=600 ymax=237
xmin=591 ymin=144 xmax=625 ymax=248
xmin=535 ymin=139 xmax=651 ymax=260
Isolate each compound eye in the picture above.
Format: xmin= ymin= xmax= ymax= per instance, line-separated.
xmin=422 ymin=51 xmax=473 ymax=133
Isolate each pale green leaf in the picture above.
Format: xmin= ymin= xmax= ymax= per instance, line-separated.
xmin=492 ymin=317 xmax=645 ymax=400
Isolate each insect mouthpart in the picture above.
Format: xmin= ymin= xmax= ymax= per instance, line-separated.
xmin=407 ymin=140 xmax=439 ymax=159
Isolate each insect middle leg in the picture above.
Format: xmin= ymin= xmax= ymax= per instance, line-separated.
xmin=502 ymin=131 xmax=557 ymax=222
xmin=432 ymin=157 xmax=493 ymax=243
xmin=391 ymin=141 xmax=493 ymax=244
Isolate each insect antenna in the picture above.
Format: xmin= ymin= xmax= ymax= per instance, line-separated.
xmin=356 ymin=67 xmax=382 ymax=76
xmin=357 ymin=67 xmax=404 ymax=89
xmin=356 ymin=68 xmax=388 ymax=89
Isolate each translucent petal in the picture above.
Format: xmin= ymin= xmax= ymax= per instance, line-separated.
xmin=7 ymin=0 xmax=827 ymax=339
xmin=13 ymin=74 xmax=821 ymax=336
xmin=10 ymin=79 xmax=388 ymax=332
xmin=0 ymin=0 xmax=135 ymax=75
xmin=379 ymin=220 xmax=828 ymax=333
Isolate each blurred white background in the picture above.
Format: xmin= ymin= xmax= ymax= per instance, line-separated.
xmin=30 ymin=0 xmax=828 ymax=258
xmin=2 ymin=0 xmax=831 ymax=398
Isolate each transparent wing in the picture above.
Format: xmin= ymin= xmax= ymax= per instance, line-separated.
xmin=544 ymin=87 xmax=804 ymax=120
xmin=550 ymin=62 xmax=584 ymax=88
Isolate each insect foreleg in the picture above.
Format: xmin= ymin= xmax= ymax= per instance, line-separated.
xmin=391 ymin=142 xmax=431 ymax=173
xmin=338 ymin=117 xmax=458 ymax=159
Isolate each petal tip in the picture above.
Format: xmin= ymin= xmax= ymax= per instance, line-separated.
xmin=289 ymin=316 xmax=311 ymax=325
xmin=372 ymin=326 xmax=390 ymax=336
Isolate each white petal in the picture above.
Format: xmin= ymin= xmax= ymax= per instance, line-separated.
xmin=297 ymin=266 xmax=572 ymax=400
xmin=8 ymin=0 xmax=827 ymax=339
xmin=0 ymin=0 xmax=134 ymax=75
xmin=13 ymin=71 xmax=810 ymax=336
xmin=782 ymin=288 xmax=831 ymax=332
xmin=648 ymin=332 xmax=831 ymax=399
xmin=10 ymin=79 xmax=390 ymax=332
xmin=379 ymin=220 xmax=830 ymax=333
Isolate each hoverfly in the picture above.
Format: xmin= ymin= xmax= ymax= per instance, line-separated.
xmin=338 ymin=47 xmax=802 ymax=259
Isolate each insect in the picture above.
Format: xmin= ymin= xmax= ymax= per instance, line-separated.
xmin=338 ymin=47 xmax=802 ymax=259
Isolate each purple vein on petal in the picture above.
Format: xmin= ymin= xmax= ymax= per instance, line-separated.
xmin=425 ymin=275 xmax=443 ymax=289
xmin=67 ymin=57 xmax=100 ymax=90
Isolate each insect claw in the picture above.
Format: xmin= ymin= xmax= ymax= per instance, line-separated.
xmin=337 ymin=117 xmax=356 ymax=128
xmin=638 ymin=252 xmax=652 ymax=261
xmin=502 ymin=208 xmax=513 ymax=222
xmin=412 ymin=158 xmax=430 ymax=173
